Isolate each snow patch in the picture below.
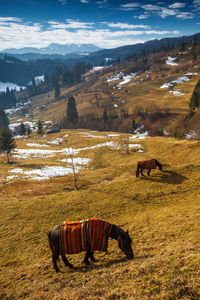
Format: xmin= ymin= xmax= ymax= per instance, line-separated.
xmin=26 ymin=143 xmax=50 ymax=148
xmin=8 ymin=166 xmax=77 ymax=181
xmin=0 ymin=81 xmax=26 ymax=92
xmin=160 ymin=73 xmax=197 ymax=89
xmin=47 ymin=138 xmax=64 ymax=145
xmin=166 ymin=56 xmax=178 ymax=66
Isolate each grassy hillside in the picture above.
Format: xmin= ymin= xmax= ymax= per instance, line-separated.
xmin=0 ymin=130 xmax=200 ymax=299
xmin=11 ymin=43 xmax=200 ymax=136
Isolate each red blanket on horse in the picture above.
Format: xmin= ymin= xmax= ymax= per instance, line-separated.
xmin=59 ymin=218 xmax=112 ymax=255
xmin=140 ymin=159 xmax=156 ymax=170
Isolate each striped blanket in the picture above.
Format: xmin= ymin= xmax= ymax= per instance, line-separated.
xmin=140 ymin=159 xmax=156 ymax=170
xmin=59 ymin=218 xmax=112 ymax=255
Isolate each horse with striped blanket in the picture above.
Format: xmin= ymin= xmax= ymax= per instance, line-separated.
xmin=136 ymin=159 xmax=162 ymax=177
xmin=48 ymin=218 xmax=133 ymax=272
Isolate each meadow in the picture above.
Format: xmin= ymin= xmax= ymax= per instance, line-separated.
xmin=0 ymin=130 xmax=200 ymax=299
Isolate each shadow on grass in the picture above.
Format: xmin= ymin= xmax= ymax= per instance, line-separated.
xmin=62 ymin=257 xmax=129 ymax=273
xmin=138 ymin=170 xmax=187 ymax=184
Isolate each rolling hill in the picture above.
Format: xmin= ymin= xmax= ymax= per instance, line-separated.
xmin=6 ymin=33 xmax=200 ymax=138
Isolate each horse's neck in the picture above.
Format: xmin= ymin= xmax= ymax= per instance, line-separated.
xmin=109 ymin=224 xmax=123 ymax=240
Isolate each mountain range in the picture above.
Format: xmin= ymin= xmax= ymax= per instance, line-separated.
xmin=0 ymin=43 xmax=102 ymax=55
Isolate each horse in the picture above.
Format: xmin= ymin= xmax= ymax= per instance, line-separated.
xmin=48 ymin=218 xmax=134 ymax=272
xmin=136 ymin=159 xmax=162 ymax=177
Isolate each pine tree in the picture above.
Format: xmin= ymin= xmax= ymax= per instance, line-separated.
xmin=27 ymin=126 xmax=31 ymax=135
xmin=37 ymin=120 xmax=43 ymax=134
xmin=0 ymin=108 xmax=9 ymax=129
xmin=0 ymin=128 xmax=16 ymax=163
xmin=18 ymin=123 xmax=26 ymax=136
xmin=102 ymin=109 xmax=109 ymax=130
xmin=190 ymin=79 xmax=200 ymax=108
xmin=103 ymin=109 xmax=108 ymax=124
xmin=32 ymin=77 xmax=37 ymax=94
xmin=66 ymin=95 xmax=78 ymax=123
xmin=54 ymin=80 xmax=60 ymax=99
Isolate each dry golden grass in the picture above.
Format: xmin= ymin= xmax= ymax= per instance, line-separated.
xmin=0 ymin=130 xmax=200 ymax=299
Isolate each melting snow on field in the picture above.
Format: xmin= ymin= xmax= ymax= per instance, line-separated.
xmin=60 ymin=157 xmax=91 ymax=165
xmin=11 ymin=141 xmax=121 ymax=159
xmin=47 ymin=138 xmax=64 ymax=145
xmin=169 ymin=89 xmax=185 ymax=96
xmin=8 ymin=166 xmax=77 ymax=181
xmin=160 ymin=73 xmax=197 ymax=89
xmin=117 ymin=74 xmax=137 ymax=87
xmin=107 ymin=72 xmax=137 ymax=86
xmin=26 ymin=143 xmax=50 ymax=148
xmin=166 ymin=56 xmax=178 ymax=66
xmin=130 ymin=126 xmax=149 ymax=139
xmin=80 ymin=132 xmax=106 ymax=139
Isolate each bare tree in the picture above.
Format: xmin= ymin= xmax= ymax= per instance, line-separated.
xmin=64 ymin=139 xmax=78 ymax=191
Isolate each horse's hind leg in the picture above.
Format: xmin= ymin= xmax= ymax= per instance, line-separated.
xmin=52 ymin=253 xmax=60 ymax=273
xmin=147 ymin=169 xmax=151 ymax=176
xmin=62 ymin=255 xmax=73 ymax=269
xmin=141 ymin=169 xmax=145 ymax=176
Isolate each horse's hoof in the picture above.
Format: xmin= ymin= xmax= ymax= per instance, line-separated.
xmin=68 ymin=264 xmax=73 ymax=269
xmin=55 ymin=269 xmax=60 ymax=273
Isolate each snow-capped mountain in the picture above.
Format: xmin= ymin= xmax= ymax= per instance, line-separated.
xmin=1 ymin=43 xmax=102 ymax=55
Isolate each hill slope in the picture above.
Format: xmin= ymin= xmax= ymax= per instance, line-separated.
xmin=8 ymin=38 xmax=200 ymax=137
xmin=0 ymin=130 xmax=200 ymax=299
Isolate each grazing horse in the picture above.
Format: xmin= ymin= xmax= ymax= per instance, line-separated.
xmin=48 ymin=218 xmax=134 ymax=272
xmin=136 ymin=159 xmax=162 ymax=177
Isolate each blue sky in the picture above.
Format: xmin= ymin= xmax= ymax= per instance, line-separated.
xmin=0 ymin=0 xmax=199 ymax=50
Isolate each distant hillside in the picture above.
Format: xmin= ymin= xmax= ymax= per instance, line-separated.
xmin=81 ymin=32 xmax=200 ymax=64
xmin=0 ymin=52 xmax=86 ymax=62
xmin=0 ymin=56 xmax=63 ymax=85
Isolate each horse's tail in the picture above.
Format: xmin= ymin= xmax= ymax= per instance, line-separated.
xmin=136 ymin=162 xmax=140 ymax=177
xmin=48 ymin=231 xmax=53 ymax=252
xmin=48 ymin=230 xmax=60 ymax=261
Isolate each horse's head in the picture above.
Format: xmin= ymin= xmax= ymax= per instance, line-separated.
xmin=118 ymin=230 xmax=134 ymax=259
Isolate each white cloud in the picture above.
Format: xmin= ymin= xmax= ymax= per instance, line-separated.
xmin=137 ymin=15 xmax=150 ymax=19
xmin=59 ymin=0 xmax=67 ymax=5
xmin=106 ymin=22 xmax=150 ymax=29
xmin=120 ymin=3 xmax=139 ymax=11
xmin=169 ymin=2 xmax=185 ymax=9
xmin=142 ymin=4 xmax=160 ymax=11
xmin=176 ymin=12 xmax=194 ymax=19
xmin=0 ymin=17 xmax=21 ymax=22
xmin=160 ymin=7 xmax=177 ymax=18
xmin=49 ymin=19 xmax=94 ymax=29
xmin=80 ymin=0 xmax=89 ymax=3
xmin=0 ymin=18 xmax=183 ymax=51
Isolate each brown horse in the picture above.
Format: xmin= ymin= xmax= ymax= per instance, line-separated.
xmin=136 ymin=159 xmax=162 ymax=177
xmin=48 ymin=218 xmax=134 ymax=272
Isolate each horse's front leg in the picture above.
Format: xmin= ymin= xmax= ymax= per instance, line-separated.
xmin=89 ymin=252 xmax=96 ymax=262
xmin=147 ymin=169 xmax=151 ymax=176
xmin=83 ymin=251 xmax=90 ymax=265
xmin=62 ymin=255 xmax=73 ymax=269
